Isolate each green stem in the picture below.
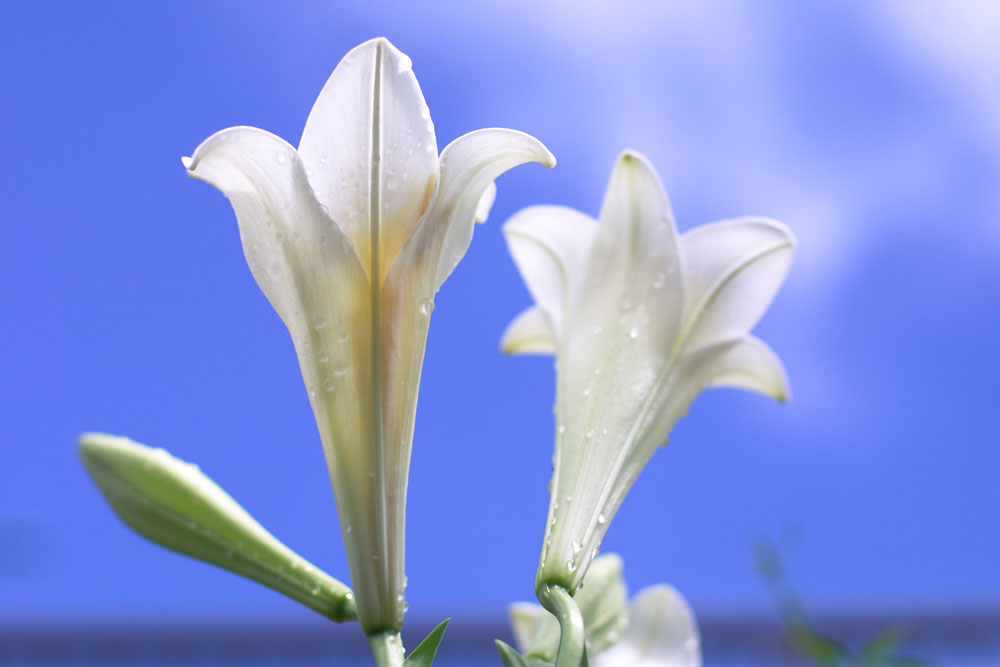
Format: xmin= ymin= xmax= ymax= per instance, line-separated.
xmin=368 ymin=629 xmax=404 ymax=667
xmin=537 ymin=584 xmax=588 ymax=667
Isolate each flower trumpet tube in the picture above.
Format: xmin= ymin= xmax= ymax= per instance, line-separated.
xmin=183 ymin=37 xmax=554 ymax=633
xmin=502 ymin=151 xmax=793 ymax=594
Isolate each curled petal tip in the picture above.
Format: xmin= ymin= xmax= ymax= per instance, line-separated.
xmin=180 ymin=156 xmax=193 ymax=170
xmin=541 ymin=148 xmax=557 ymax=169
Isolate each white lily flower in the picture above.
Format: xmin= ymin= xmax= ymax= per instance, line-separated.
xmin=591 ymin=585 xmax=701 ymax=667
xmin=502 ymin=151 xmax=793 ymax=594
xmin=183 ymin=37 xmax=554 ymax=633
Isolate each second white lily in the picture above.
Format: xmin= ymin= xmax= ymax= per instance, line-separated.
xmin=183 ymin=37 xmax=554 ymax=635
xmin=502 ymin=151 xmax=794 ymax=594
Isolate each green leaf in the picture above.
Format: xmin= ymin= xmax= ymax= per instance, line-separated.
xmin=404 ymin=618 xmax=450 ymax=667
xmin=860 ymin=626 xmax=905 ymax=666
xmin=788 ymin=626 xmax=851 ymax=667
xmin=496 ymin=640 xmax=530 ymax=667
xmin=78 ymin=432 xmax=356 ymax=622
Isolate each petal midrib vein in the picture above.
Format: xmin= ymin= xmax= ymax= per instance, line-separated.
xmin=369 ymin=41 xmax=390 ymax=614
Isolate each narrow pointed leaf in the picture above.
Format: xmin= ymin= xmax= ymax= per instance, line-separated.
xmin=78 ymin=433 xmax=357 ymax=622
xmin=496 ymin=640 xmax=531 ymax=667
xmin=403 ymin=618 xmax=450 ymax=667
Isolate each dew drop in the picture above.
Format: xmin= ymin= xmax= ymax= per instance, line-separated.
xmin=620 ymin=299 xmax=632 ymax=310
xmin=653 ymin=274 xmax=666 ymax=289
xmin=597 ymin=513 xmax=607 ymax=525
xmin=345 ymin=523 xmax=353 ymax=534
xmin=591 ymin=325 xmax=603 ymax=335
xmin=313 ymin=316 xmax=327 ymax=330
xmin=566 ymin=559 xmax=578 ymax=573
xmin=583 ymin=387 xmax=591 ymax=397
xmin=420 ymin=298 xmax=434 ymax=315
xmin=628 ymin=327 xmax=639 ymax=340
xmin=274 ymin=151 xmax=288 ymax=164
xmin=324 ymin=381 xmax=335 ymax=392
xmin=572 ymin=540 xmax=583 ymax=555
xmin=332 ymin=360 xmax=348 ymax=376
xmin=317 ymin=353 xmax=329 ymax=363
xmin=585 ymin=430 xmax=594 ymax=439
xmin=336 ymin=328 xmax=350 ymax=343
xmin=557 ymin=424 xmax=566 ymax=435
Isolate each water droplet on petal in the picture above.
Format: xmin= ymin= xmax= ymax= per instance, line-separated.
xmin=653 ymin=274 xmax=666 ymax=289
xmin=274 ymin=151 xmax=288 ymax=164
xmin=597 ymin=513 xmax=606 ymax=525
xmin=313 ymin=316 xmax=327 ymax=330
xmin=628 ymin=327 xmax=639 ymax=339
xmin=317 ymin=353 xmax=329 ymax=363
xmin=585 ymin=430 xmax=594 ymax=439
xmin=572 ymin=540 xmax=583 ymax=555
xmin=324 ymin=381 xmax=335 ymax=392
xmin=557 ymin=424 xmax=566 ymax=435
xmin=332 ymin=361 xmax=348 ymax=376
xmin=592 ymin=325 xmax=603 ymax=335
xmin=420 ymin=298 xmax=434 ymax=315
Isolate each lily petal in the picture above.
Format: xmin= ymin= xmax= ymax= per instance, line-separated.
xmin=573 ymin=150 xmax=684 ymax=355
xmin=298 ymin=38 xmax=438 ymax=280
xmin=697 ymin=333 xmax=790 ymax=401
xmin=183 ymin=126 xmax=368 ymax=335
xmin=503 ymin=205 xmax=597 ymax=338
xmin=393 ymin=127 xmax=555 ymax=293
xmin=593 ymin=585 xmax=701 ymax=667
xmin=476 ymin=181 xmax=498 ymax=223
xmin=501 ymin=306 xmax=557 ymax=355
xmin=185 ymin=126 xmax=392 ymax=631
xmin=677 ymin=217 xmax=795 ymax=353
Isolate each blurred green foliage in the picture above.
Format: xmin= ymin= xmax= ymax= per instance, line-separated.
xmin=755 ymin=539 xmax=933 ymax=667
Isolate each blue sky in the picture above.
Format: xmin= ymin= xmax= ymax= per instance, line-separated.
xmin=2 ymin=0 xmax=998 ymax=632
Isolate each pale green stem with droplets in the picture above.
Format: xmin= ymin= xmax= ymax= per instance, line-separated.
xmin=537 ymin=584 xmax=589 ymax=667
xmin=368 ymin=629 xmax=405 ymax=667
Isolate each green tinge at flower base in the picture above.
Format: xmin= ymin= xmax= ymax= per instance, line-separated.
xmin=78 ymin=432 xmax=357 ymax=623
xmin=509 ymin=554 xmax=629 ymax=662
